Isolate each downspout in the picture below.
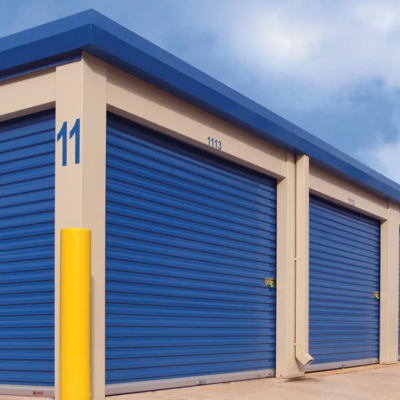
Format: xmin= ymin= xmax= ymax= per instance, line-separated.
xmin=295 ymin=155 xmax=314 ymax=367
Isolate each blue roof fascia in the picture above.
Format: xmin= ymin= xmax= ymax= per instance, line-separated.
xmin=0 ymin=10 xmax=94 ymax=80
xmin=1 ymin=9 xmax=399 ymax=204
xmin=0 ymin=51 xmax=82 ymax=82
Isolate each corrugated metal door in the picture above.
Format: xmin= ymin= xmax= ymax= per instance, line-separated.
xmin=308 ymin=195 xmax=380 ymax=372
xmin=0 ymin=112 xmax=55 ymax=386
xmin=105 ymin=114 xmax=276 ymax=392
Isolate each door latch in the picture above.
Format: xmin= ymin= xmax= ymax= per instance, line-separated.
xmin=373 ymin=292 xmax=380 ymax=300
xmin=265 ymin=278 xmax=276 ymax=288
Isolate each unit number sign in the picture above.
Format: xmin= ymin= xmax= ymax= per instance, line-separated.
xmin=348 ymin=198 xmax=355 ymax=206
xmin=56 ymin=119 xmax=81 ymax=166
xmin=207 ymin=137 xmax=222 ymax=150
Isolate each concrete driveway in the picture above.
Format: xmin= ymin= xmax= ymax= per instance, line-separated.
xmin=110 ymin=363 xmax=400 ymax=400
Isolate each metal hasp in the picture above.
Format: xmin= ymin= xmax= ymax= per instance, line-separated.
xmin=265 ymin=278 xmax=276 ymax=288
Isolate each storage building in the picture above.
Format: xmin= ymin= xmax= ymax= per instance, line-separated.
xmin=0 ymin=9 xmax=398 ymax=400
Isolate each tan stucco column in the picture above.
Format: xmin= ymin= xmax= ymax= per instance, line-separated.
xmin=276 ymin=152 xmax=303 ymax=377
xmin=55 ymin=54 xmax=107 ymax=400
xmin=380 ymin=201 xmax=399 ymax=364
xmin=295 ymin=155 xmax=314 ymax=368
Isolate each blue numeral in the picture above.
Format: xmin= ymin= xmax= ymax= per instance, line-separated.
xmin=70 ymin=119 xmax=80 ymax=164
xmin=56 ymin=119 xmax=80 ymax=166
xmin=56 ymin=122 xmax=68 ymax=166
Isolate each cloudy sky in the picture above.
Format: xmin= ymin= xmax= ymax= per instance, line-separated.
xmin=1 ymin=0 xmax=399 ymax=182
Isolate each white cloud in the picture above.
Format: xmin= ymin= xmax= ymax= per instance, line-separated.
xmin=166 ymin=0 xmax=400 ymax=182
xmin=353 ymin=1 xmax=398 ymax=33
xmin=176 ymin=0 xmax=400 ymax=96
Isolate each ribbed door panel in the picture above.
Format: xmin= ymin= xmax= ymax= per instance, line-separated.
xmin=106 ymin=114 xmax=276 ymax=387
xmin=0 ymin=112 xmax=55 ymax=386
xmin=309 ymin=195 xmax=380 ymax=370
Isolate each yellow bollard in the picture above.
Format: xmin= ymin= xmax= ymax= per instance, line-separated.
xmin=60 ymin=228 xmax=91 ymax=400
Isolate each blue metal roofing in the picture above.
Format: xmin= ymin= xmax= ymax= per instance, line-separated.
xmin=1 ymin=9 xmax=399 ymax=205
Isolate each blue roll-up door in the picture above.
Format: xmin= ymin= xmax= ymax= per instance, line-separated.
xmin=308 ymin=195 xmax=380 ymax=372
xmin=105 ymin=114 xmax=276 ymax=392
xmin=0 ymin=112 xmax=55 ymax=387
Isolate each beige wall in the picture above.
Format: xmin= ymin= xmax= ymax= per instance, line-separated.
xmin=310 ymin=164 xmax=387 ymax=220
xmin=380 ymin=202 xmax=400 ymax=363
xmin=107 ymin=65 xmax=286 ymax=179
xmin=0 ymin=68 xmax=56 ymax=122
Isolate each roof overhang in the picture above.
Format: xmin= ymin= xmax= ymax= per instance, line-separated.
xmin=1 ymin=9 xmax=399 ymax=204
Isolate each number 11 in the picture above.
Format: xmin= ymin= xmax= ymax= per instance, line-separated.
xmin=56 ymin=119 xmax=80 ymax=166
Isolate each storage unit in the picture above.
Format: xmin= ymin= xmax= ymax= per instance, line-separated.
xmin=105 ymin=114 xmax=276 ymax=390
xmin=308 ymin=196 xmax=380 ymax=371
xmin=0 ymin=9 xmax=400 ymax=400
xmin=0 ymin=112 xmax=55 ymax=387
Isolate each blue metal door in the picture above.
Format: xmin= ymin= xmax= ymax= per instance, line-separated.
xmin=0 ymin=111 xmax=55 ymax=386
xmin=309 ymin=195 xmax=380 ymax=371
xmin=105 ymin=114 xmax=276 ymax=392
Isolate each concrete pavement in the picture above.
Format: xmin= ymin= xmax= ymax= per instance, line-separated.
xmin=109 ymin=363 xmax=400 ymax=400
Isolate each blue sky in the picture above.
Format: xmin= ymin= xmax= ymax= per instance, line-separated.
xmin=1 ymin=0 xmax=400 ymax=182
